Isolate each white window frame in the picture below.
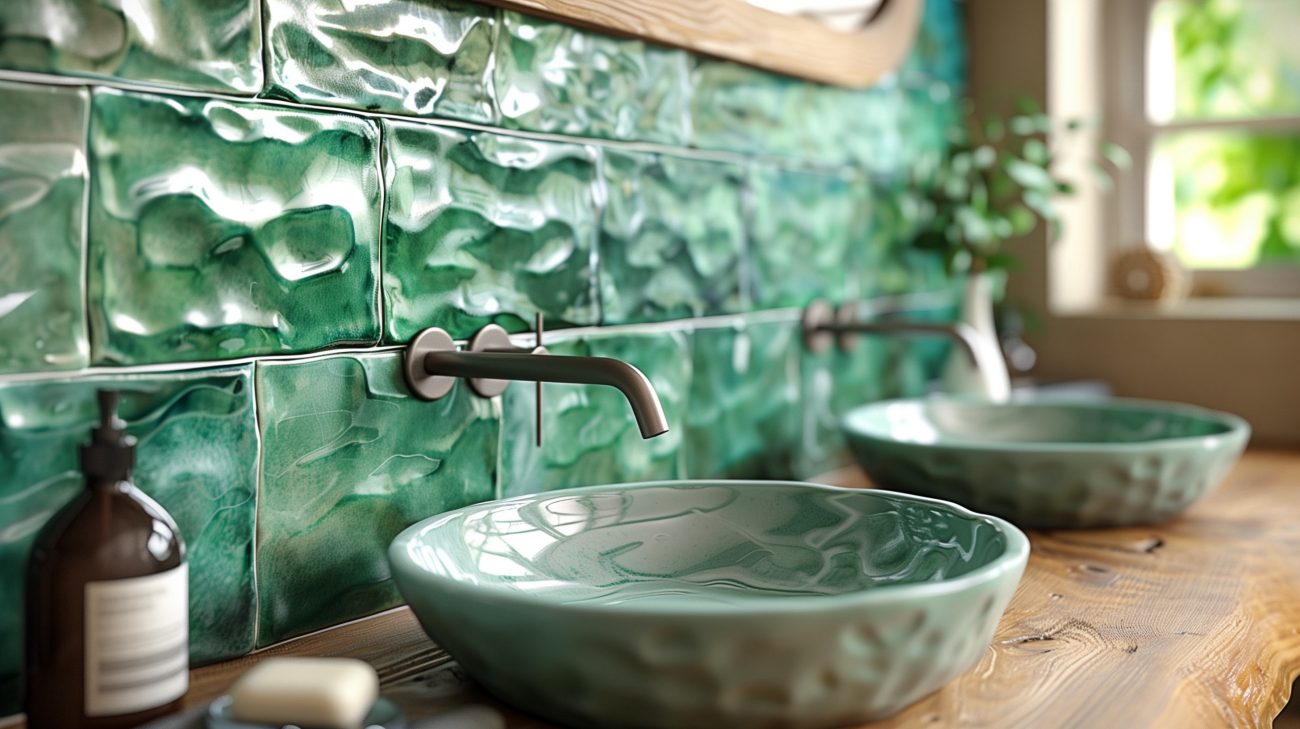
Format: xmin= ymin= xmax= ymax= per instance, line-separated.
xmin=1100 ymin=0 xmax=1300 ymax=299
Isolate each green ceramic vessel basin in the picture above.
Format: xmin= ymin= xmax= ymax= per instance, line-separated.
xmin=389 ymin=481 xmax=1027 ymax=729
xmin=843 ymin=398 xmax=1250 ymax=529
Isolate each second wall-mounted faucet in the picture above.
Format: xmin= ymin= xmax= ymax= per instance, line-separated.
xmin=801 ymin=299 xmax=1011 ymax=401
xmin=403 ymin=315 xmax=670 ymax=443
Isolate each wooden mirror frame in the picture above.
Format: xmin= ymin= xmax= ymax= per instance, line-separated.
xmin=477 ymin=0 xmax=925 ymax=88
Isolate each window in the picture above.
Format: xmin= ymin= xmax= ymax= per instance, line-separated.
xmin=1104 ymin=0 xmax=1300 ymax=298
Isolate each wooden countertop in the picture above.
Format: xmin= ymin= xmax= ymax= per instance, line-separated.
xmin=8 ymin=450 xmax=1300 ymax=728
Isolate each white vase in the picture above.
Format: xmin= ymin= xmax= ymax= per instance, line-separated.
xmin=941 ymin=272 xmax=1012 ymax=401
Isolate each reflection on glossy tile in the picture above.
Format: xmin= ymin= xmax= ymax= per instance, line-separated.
xmin=599 ymin=150 xmax=745 ymax=323
xmin=0 ymin=0 xmax=261 ymax=93
xmin=747 ymin=166 xmax=867 ymax=309
xmin=382 ymin=120 xmax=600 ymax=342
xmin=797 ymin=340 xmax=891 ymax=478
xmin=264 ymin=0 xmax=497 ymax=123
xmin=494 ymin=11 xmax=691 ymax=144
xmin=0 ymin=81 xmax=88 ymax=375
xmin=88 ymin=89 xmax=381 ymax=365
xmin=255 ymin=353 xmax=499 ymax=645
xmin=500 ymin=330 xmax=688 ymax=498
xmin=684 ymin=320 xmax=800 ymax=479
xmin=796 ymin=298 xmax=960 ymax=476
xmin=689 ymin=59 xmax=808 ymax=158
xmin=0 ymin=368 xmax=258 ymax=714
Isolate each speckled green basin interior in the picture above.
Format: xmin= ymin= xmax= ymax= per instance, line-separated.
xmin=843 ymin=398 xmax=1251 ymax=529
xmin=390 ymin=481 xmax=1028 ymax=729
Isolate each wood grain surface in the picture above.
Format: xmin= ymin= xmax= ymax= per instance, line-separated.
xmin=475 ymin=0 xmax=923 ymax=88
xmin=5 ymin=450 xmax=1298 ymax=729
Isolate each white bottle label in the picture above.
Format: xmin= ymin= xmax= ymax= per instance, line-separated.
xmin=84 ymin=564 xmax=189 ymax=716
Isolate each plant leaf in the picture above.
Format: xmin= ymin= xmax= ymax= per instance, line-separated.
xmin=1102 ymin=142 xmax=1132 ymax=169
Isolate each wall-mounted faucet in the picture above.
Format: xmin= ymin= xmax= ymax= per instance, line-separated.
xmin=801 ymin=299 xmax=1011 ymax=401
xmin=403 ymin=316 xmax=670 ymax=442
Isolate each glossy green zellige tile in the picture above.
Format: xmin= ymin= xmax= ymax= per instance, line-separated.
xmin=684 ymin=320 xmax=801 ymax=479
xmin=263 ymin=0 xmax=497 ymax=123
xmin=599 ymin=150 xmax=746 ymax=323
xmin=88 ymin=89 xmax=381 ymax=365
xmin=0 ymin=0 xmax=260 ymax=93
xmin=256 ymin=353 xmax=499 ymax=646
xmin=795 ymin=298 xmax=959 ymax=477
xmin=500 ymin=330 xmax=688 ymax=498
xmin=747 ymin=166 xmax=866 ymax=309
xmin=494 ymin=11 xmax=691 ymax=144
xmin=382 ymin=120 xmax=600 ymax=342
xmin=689 ymin=59 xmax=808 ymax=159
xmin=0 ymin=368 xmax=258 ymax=715
xmin=0 ymin=81 xmax=88 ymax=375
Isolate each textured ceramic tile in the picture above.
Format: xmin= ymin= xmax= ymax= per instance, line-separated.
xmin=689 ymin=59 xmax=811 ymax=159
xmin=256 ymin=353 xmax=499 ymax=645
xmin=683 ymin=319 xmax=801 ymax=479
xmin=499 ymin=330 xmax=689 ymax=498
xmin=0 ymin=0 xmax=260 ymax=93
xmin=795 ymin=298 xmax=959 ymax=477
xmin=796 ymin=339 xmax=892 ymax=478
xmin=494 ymin=11 xmax=691 ymax=144
xmin=88 ymin=89 xmax=381 ymax=365
xmin=0 ymin=81 xmax=88 ymax=375
xmin=900 ymin=0 xmax=967 ymax=88
xmin=747 ymin=166 xmax=867 ymax=309
xmin=383 ymin=120 xmax=600 ymax=342
xmin=599 ymin=150 xmax=745 ymax=323
xmin=264 ymin=0 xmax=497 ymax=123
xmin=0 ymin=368 xmax=258 ymax=715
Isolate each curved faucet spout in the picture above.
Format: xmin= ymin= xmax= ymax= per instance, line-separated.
xmin=420 ymin=349 xmax=670 ymax=439
xmin=802 ymin=300 xmax=1011 ymax=402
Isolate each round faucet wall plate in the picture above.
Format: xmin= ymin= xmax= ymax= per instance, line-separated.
xmin=468 ymin=324 xmax=513 ymax=398
xmin=834 ymin=302 xmax=860 ymax=353
xmin=801 ymin=299 xmax=835 ymax=354
xmin=405 ymin=327 xmax=456 ymax=401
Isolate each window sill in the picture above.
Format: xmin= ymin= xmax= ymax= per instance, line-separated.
xmin=1058 ymin=296 xmax=1300 ymax=322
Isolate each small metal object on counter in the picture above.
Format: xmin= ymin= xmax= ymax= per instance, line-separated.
xmin=801 ymin=298 xmax=1010 ymax=401
xmin=404 ymin=315 xmax=669 ymax=440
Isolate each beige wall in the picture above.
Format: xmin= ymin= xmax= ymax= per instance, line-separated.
xmin=964 ymin=0 xmax=1300 ymax=445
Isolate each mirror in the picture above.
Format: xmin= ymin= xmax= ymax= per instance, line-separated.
xmin=475 ymin=0 xmax=923 ymax=88
xmin=745 ymin=0 xmax=888 ymax=33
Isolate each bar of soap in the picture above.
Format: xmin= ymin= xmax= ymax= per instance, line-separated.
xmin=228 ymin=657 xmax=379 ymax=729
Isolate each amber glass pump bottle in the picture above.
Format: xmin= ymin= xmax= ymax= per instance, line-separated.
xmin=24 ymin=390 xmax=188 ymax=728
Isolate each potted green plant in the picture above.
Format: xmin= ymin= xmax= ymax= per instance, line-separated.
xmin=902 ymin=98 xmax=1129 ymax=397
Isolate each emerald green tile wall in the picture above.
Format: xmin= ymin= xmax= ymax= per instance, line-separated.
xmin=494 ymin=11 xmax=693 ymax=144
xmin=0 ymin=81 xmax=88 ymax=375
xmin=263 ymin=0 xmax=497 ymax=123
xmin=599 ymin=150 xmax=747 ymax=323
xmin=500 ymin=330 xmax=690 ymax=498
xmin=0 ymin=0 xmax=966 ymax=715
xmin=0 ymin=369 xmax=258 ymax=711
xmin=0 ymin=0 xmax=262 ymax=93
xmin=88 ymin=89 xmax=383 ymax=364
xmin=255 ymin=352 xmax=499 ymax=645
xmin=382 ymin=120 xmax=601 ymax=341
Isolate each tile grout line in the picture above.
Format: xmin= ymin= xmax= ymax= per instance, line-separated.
xmin=0 ymin=67 xmax=941 ymax=178
xmin=374 ymin=120 xmax=388 ymax=348
xmin=77 ymin=83 xmax=93 ymax=370
xmin=247 ymin=362 xmax=264 ymax=651
xmin=0 ymin=290 xmax=957 ymax=385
